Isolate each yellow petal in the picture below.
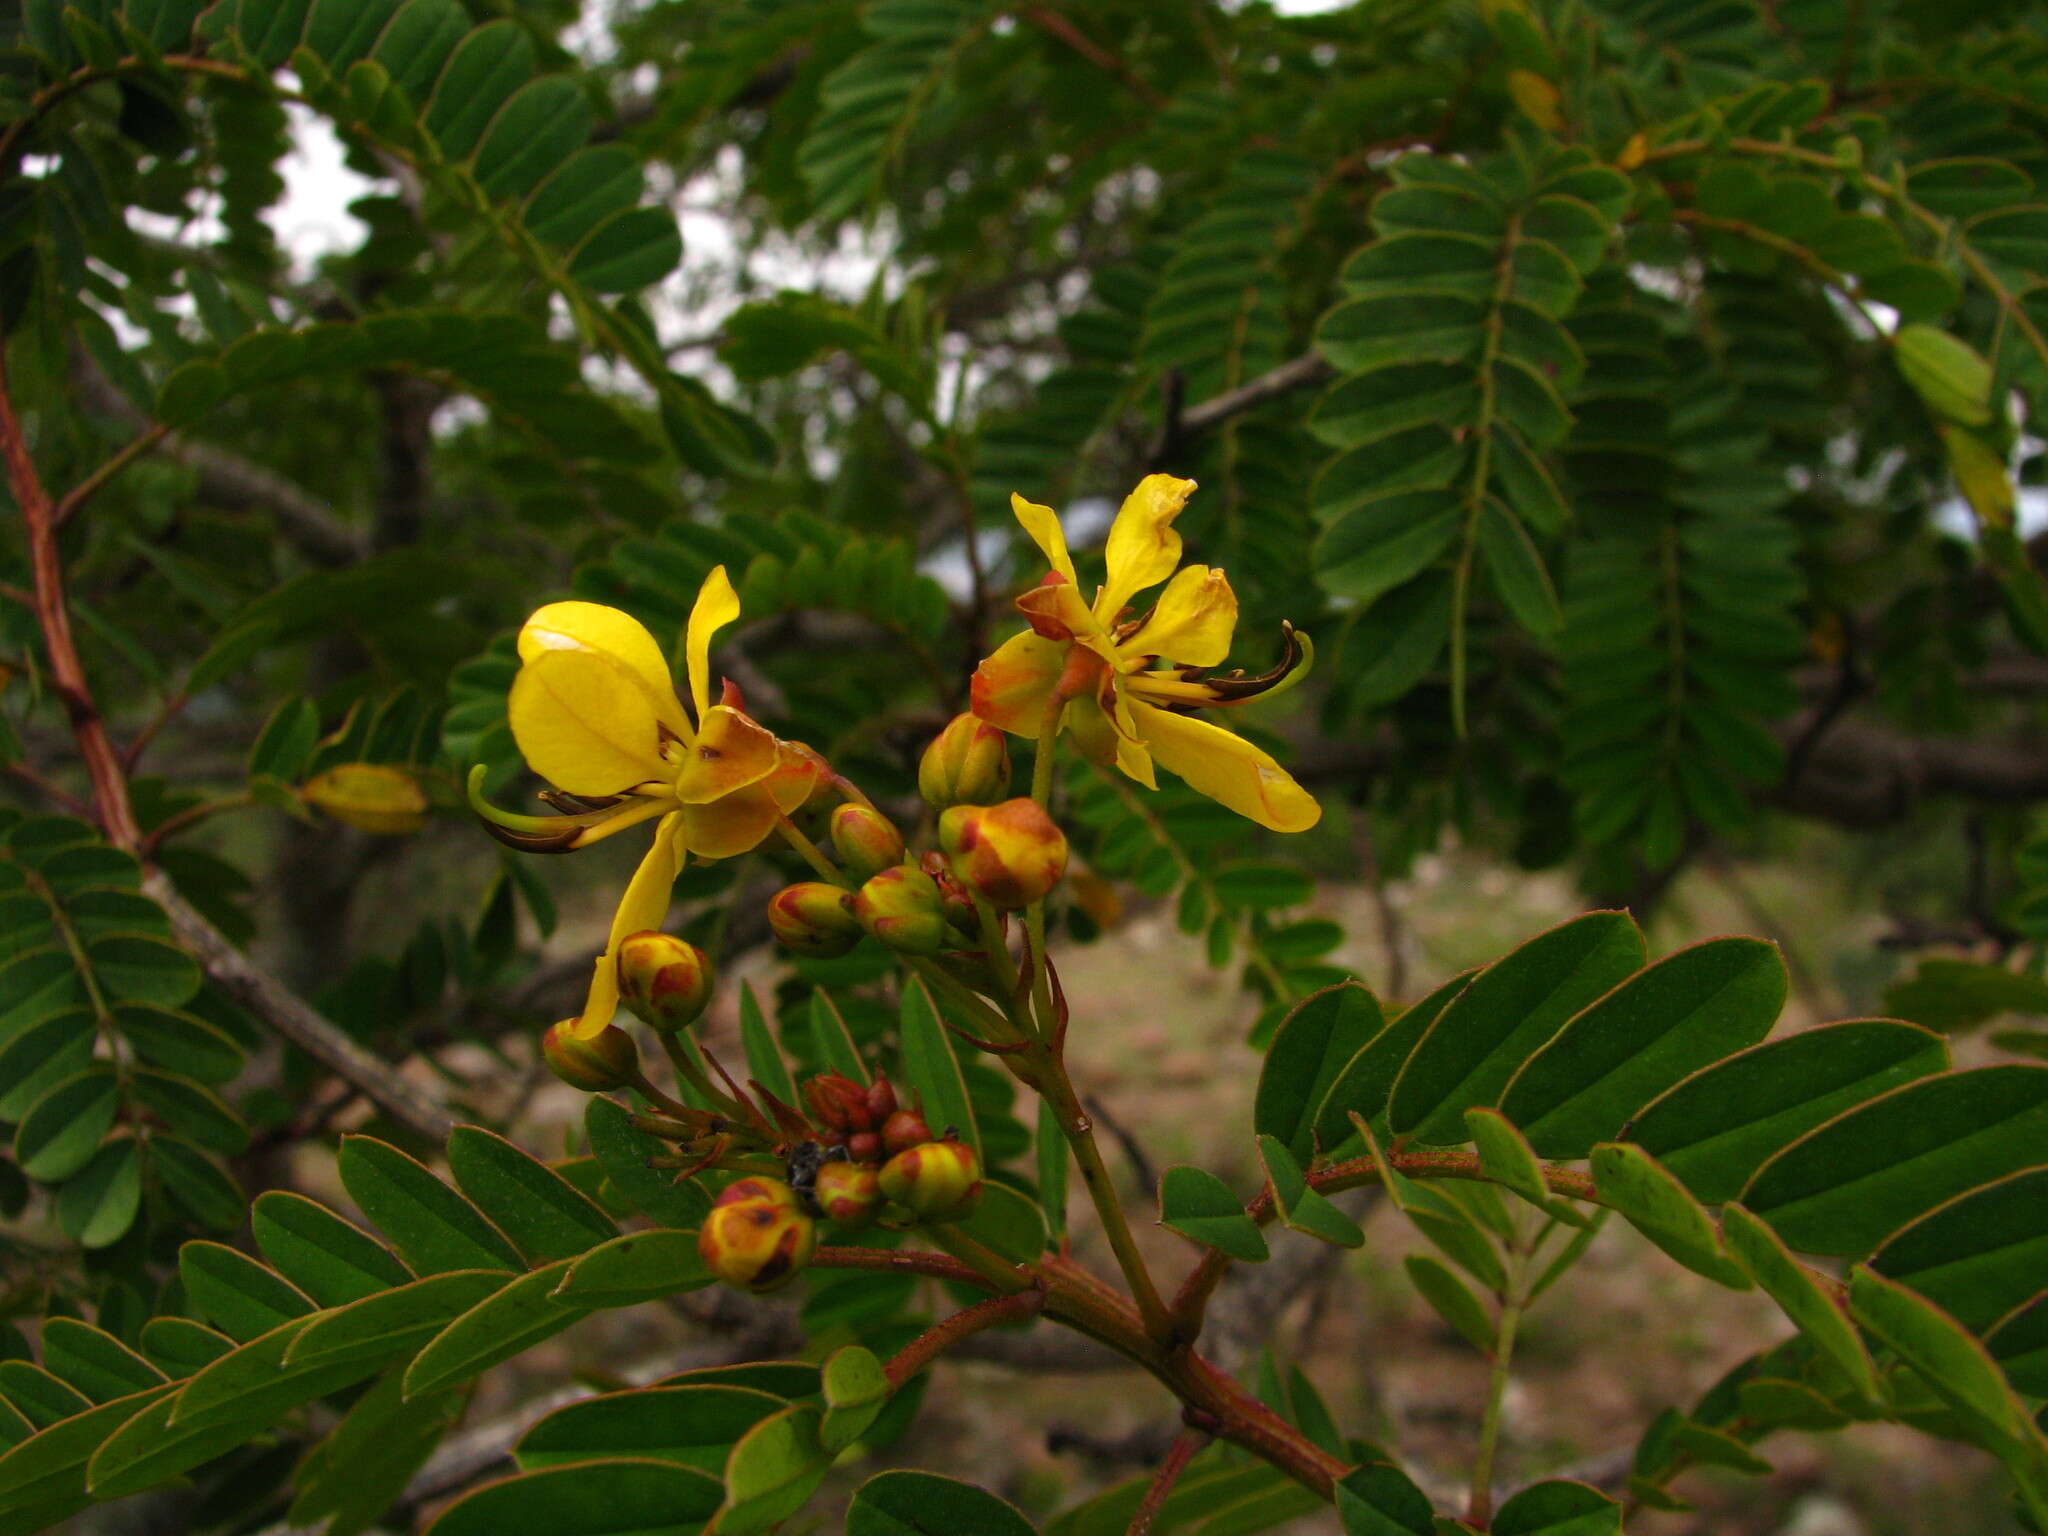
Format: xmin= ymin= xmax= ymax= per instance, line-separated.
xmin=680 ymin=780 xmax=784 ymax=859
xmin=509 ymin=647 xmax=671 ymax=797
xmin=567 ymin=813 xmax=682 ymax=1039
xmin=685 ymin=566 xmax=742 ymax=721
xmin=1016 ymin=577 xmax=1108 ymax=645
xmin=1121 ymin=564 xmax=1237 ymax=668
xmin=765 ymin=741 xmax=825 ymax=813
xmin=971 ymin=628 xmax=1067 ymax=737
xmin=1011 ymin=492 xmax=1078 ymax=587
xmin=1127 ymin=699 xmax=1321 ymax=832
xmin=520 ymin=601 xmax=687 ymax=738
xmin=673 ymin=704 xmax=779 ymax=804
xmin=1099 ymin=474 xmax=1195 ymax=619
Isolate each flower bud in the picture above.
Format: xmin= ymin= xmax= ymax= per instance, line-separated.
xmin=698 ymin=1177 xmax=817 ymax=1293
xmin=852 ymin=865 xmax=947 ymax=956
xmin=803 ymin=1072 xmax=871 ymax=1134
xmin=939 ymin=798 xmax=1069 ymax=909
xmin=882 ymin=1108 xmax=932 ymax=1156
xmin=829 ymin=805 xmax=905 ymax=883
xmin=541 ymin=1019 xmax=640 ymax=1093
xmin=767 ymin=882 xmax=863 ymax=957
xmin=847 ymin=1130 xmax=881 ymax=1163
xmin=813 ymin=1161 xmax=883 ymax=1228
xmin=864 ymin=1076 xmax=899 ymax=1125
xmin=920 ymin=714 xmax=1012 ymax=809
xmin=878 ymin=1137 xmax=982 ymax=1220
xmin=615 ymin=931 xmax=715 ymax=1033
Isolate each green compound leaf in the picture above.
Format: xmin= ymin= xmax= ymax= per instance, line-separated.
xmin=1720 ymin=1205 xmax=1879 ymax=1404
xmin=177 ymin=1241 xmax=315 ymax=1342
xmin=553 ymin=1228 xmax=712 ymax=1307
xmin=1314 ymin=969 xmax=1475 ymax=1147
xmin=846 ymin=1469 xmax=1038 ymax=1535
xmin=423 ymin=1456 xmax=723 ymax=1535
xmin=1405 ymin=1253 xmax=1494 ymax=1353
xmin=1870 ymin=1167 xmax=2048 ymax=1333
xmin=819 ymin=1346 xmax=890 ymax=1454
xmin=1256 ymin=980 xmax=1386 ymax=1163
xmin=445 ymin=1125 xmax=616 ymax=1265
xmin=1848 ymin=1265 xmax=2034 ymax=1455
xmin=1158 ymin=1165 xmax=1270 ymax=1263
xmin=898 ymin=977 xmax=978 ymax=1157
xmin=251 ymin=1190 xmax=414 ymax=1307
xmin=585 ymin=1096 xmax=712 ymax=1230
xmin=716 ymin=1401 xmax=831 ymax=1535
xmin=1742 ymin=1065 xmax=2048 ymax=1257
xmin=1502 ymin=939 xmax=1787 ymax=1158
xmin=1463 ymin=1109 xmax=1549 ymax=1208
xmin=1490 ymin=1479 xmax=1621 ymax=1535
xmin=1337 ymin=1462 xmax=1437 ymax=1535
xmin=1590 ymin=1143 xmax=1750 ymax=1289
xmin=514 ymin=1384 xmax=786 ymax=1475
xmin=339 ymin=1134 xmax=522 ymax=1276
xmin=403 ymin=1262 xmax=590 ymax=1400
xmin=1624 ymin=1020 xmax=1948 ymax=1204
xmin=1256 ymin=1135 xmax=1363 ymax=1249
xmin=1390 ymin=911 xmax=1644 ymax=1145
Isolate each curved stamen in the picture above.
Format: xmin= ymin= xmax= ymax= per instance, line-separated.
xmin=1126 ymin=624 xmax=1313 ymax=709
xmin=467 ymin=765 xmax=674 ymax=852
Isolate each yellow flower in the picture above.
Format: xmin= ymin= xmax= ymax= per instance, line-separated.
xmin=970 ymin=475 xmax=1320 ymax=833
xmin=472 ymin=567 xmax=819 ymax=1037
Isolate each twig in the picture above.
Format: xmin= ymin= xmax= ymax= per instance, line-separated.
xmin=883 ymin=1287 xmax=1048 ymax=1387
xmin=52 ymin=422 xmax=170 ymax=527
xmin=1147 ymin=353 xmax=1333 ymax=463
xmin=1129 ymin=1425 xmax=1211 ymax=1535
xmin=142 ymin=868 xmax=457 ymax=1145
xmin=1084 ymin=1092 xmax=1158 ymax=1193
xmin=1023 ymin=8 xmax=1168 ymax=109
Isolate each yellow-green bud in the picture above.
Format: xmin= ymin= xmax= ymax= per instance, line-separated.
xmin=852 ymin=865 xmax=947 ymax=955
xmin=616 ymin=931 xmax=715 ymax=1032
xmin=878 ymin=1137 xmax=982 ymax=1220
xmin=697 ymin=1176 xmax=817 ymax=1292
xmin=768 ymin=882 xmax=863 ymax=957
xmin=919 ymin=714 xmax=1011 ymax=809
xmin=813 ymin=1161 xmax=883 ymax=1228
xmin=541 ymin=1019 xmax=640 ymax=1092
xmin=829 ymin=804 xmax=905 ymax=882
xmin=938 ymin=798 xmax=1068 ymax=910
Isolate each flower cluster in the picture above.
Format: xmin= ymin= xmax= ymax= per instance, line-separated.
xmin=477 ymin=477 xmax=1317 ymax=1295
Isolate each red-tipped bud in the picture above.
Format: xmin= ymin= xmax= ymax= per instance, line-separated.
xmin=615 ymin=931 xmax=715 ymax=1032
xmin=715 ymin=1176 xmax=801 ymax=1212
xmin=881 ymin=1108 xmax=932 ymax=1156
xmin=803 ymin=1072 xmax=871 ymax=1133
xmin=697 ymin=1177 xmax=817 ymax=1292
xmin=920 ymin=714 xmax=1012 ymax=810
xmin=878 ymin=1138 xmax=982 ymax=1220
xmin=829 ymin=804 xmax=905 ymax=883
xmin=768 ymin=882 xmax=863 ymax=957
xmin=813 ymin=1161 xmax=883 ymax=1228
xmin=864 ymin=1076 xmax=899 ymax=1125
xmin=939 ymin=799 xmax=1069 ymax=909
xmin=846 ymin=1131 xmax=881 ymax=1163
xmin=852 ymin=865 xmax=947 ymax=956
xmin=541 ymin=1020 xmax=640 ymax=1092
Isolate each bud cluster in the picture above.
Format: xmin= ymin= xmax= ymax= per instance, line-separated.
xmin=764 ymin=714 xmax=1070 ymax=964
xmin=800 ymin=1071 xmax=908 ymax=1165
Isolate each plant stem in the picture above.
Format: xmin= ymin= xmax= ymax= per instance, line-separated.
xmin=1036 ymin=1065 xmax=1177 ymax=1346
xmin=883 ymin=1288 xmax=1047 ymax=1387
xmin=1467 ymin=1290 xmax=1525 ymax=1526
xmin=928 ymin=1222 xmax=1035 ymax=1294
xmin=776 ymin=816 xmax=846 ymax=886
xmin=1129 ymin=1426 xmax=1211 ymax=1534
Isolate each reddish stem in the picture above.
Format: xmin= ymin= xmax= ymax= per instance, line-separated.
xmin=883 ymin=1287 xmax=1048 ymax=1387
xmin=0 ymin=344 xmax=141 ymax=851
xmin=1129 ymin=1425 xmax=1211 ymax=1535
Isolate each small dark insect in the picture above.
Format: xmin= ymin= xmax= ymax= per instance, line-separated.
xmin=784 ymin=1139 xmax=847 ymax=1215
